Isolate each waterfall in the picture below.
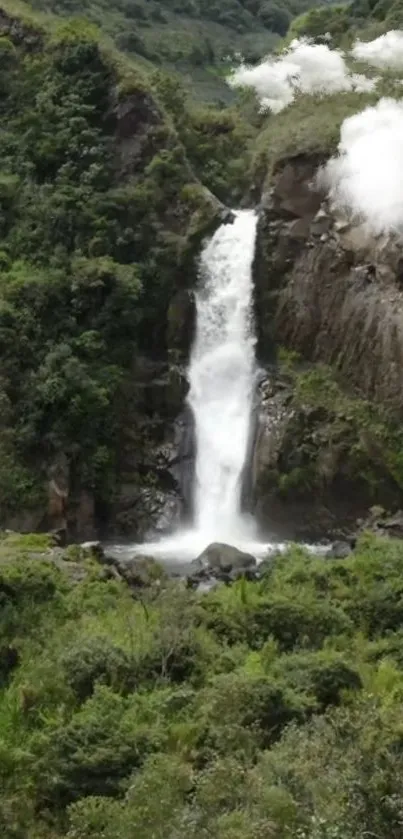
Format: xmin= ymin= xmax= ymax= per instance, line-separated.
xmin=116 ymin=209 xmax=273 ymax=562
xmin=187 ymin=209 xmax=258 ymax=542
xmin=108 ymin=208 xmax=322 ymax=563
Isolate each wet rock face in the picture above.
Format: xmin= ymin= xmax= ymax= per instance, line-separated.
xmin=110 ymin=88 xmax=167 ymax=179
xmin=250 ymin=151 xmax=403 ymax=538
xmin=30 ymin=358 xmax=194 ymax=544
xmin=167 ymin=290 xmax=195 ymax=357
xmin=268 ymin=155 xmax=323 ymax=221
xmin=105 ymin=358 xmax=194 ymax=541
xmin=255 ymin=153 xmax=403 ymax=413
xmin=357 ymin=506 xmax=403 ymax=540
xmin=251 ymin=375 xmax=337 ymax=540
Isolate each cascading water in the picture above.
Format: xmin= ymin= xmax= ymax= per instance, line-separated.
xmin=118 ymin=209 xmax=271 ymax=562
xmin=107 ymin=210 xmax=322 ymax=563
xmin=110 ymin=209 xmax=288 ymax=562
xmin=188 ymin=209 xmax=258 ymax=543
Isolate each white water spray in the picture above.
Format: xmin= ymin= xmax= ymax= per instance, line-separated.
xmin=188 ymin=209 xmax=258 ymax=543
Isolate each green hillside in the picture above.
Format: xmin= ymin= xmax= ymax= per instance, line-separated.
xmin=287 ymin=0 xmax=403 ymax=44
xmin=24 ymin=0 xmax=326 ymax=101
xmin=0 ymin=2 xmax=242 ymax=530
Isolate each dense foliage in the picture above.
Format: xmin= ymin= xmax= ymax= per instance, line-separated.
xmin=23 ymin=0 xmax=326 ymax=101
xmin=288 ymin=0 xmax=403 ymax=45
xmin=0 ymin=8 xmax=233 ymax=523
xmin=266 ymin=359 xmax=403 ymax=503
xmin=3 ymin=531 xmax=403 ymax=837
xmin=1 ymin=0 xmax=403 ymax=836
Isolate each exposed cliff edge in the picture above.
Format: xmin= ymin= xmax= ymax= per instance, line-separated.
xmin=252 ymin=154 xmax=403 ymax=538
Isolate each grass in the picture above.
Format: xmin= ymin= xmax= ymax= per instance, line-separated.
xmin=0 ymin=531 xmax=53 ymax=557
xmin=252 ymin=88 xmax=378 ymax=180
xmin=250 ymin=54 xmax=403 ymax=181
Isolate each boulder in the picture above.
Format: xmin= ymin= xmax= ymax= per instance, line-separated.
xmin=357 ymin=507 xmax=403 ymax=540
xmin=108 ymin=555 xmax=167 ymax=589
xmin=191 ymin=542 xmax=257 ymax=580
xmin=220 ymin=207 xmax=236 ymax=225
xmin=377 ymin=512 xmax=403 ymax=539
xmin=325 ymin=540 xmax=354 ymax=560
xmin=167 ymin=289 xmax=195 ymax=355
xmin=80 ymin=541 xmax=105 ymax=562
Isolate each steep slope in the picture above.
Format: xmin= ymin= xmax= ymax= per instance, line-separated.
xmin=23 ymin=0 xmax=324 ymax=101
xmin=288 ymin=0 xmax=403 ymax=44
xmin=0 ymin=3 xmax=227 ymax=539
xmin=252 ymin=89 xmax=403 ymax=538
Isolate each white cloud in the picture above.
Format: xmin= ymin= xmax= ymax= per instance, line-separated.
xmin=352 ymin=30 xmax=403 ymax=70
xmin=318 ymin=98 xmax=403 ymax=235
xmin=227 ymin=38 xmax=376 ymax=113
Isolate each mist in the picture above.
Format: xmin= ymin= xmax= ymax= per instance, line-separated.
xmin=228 ymin=38 xmax=375 ymax=113
xmin=352 ymin=30 xmax=403 ymax=69
xmin=318 ymin=97 xmax=403 ymax=235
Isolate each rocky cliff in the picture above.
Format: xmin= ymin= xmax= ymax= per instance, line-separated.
xmin=255 ymin=155 xmax=403 ymax=409
xmin=252 ymin=154 xmax=403 ymax=538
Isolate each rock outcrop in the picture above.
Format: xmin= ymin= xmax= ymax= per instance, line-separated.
xmin=104 ymin=358 xmax=191 ymax=541
xmin=255 ymin=153 xmax=403 ymax=413
xmin=252 ymin=153 xmax=403 ymax=538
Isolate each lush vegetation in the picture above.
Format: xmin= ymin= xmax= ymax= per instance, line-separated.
xmin=263 ymin=359 xmax=403 ymax=503
xmin=1 ymin=0 xmax=403 ymax=836
xmin=2 ymin=530 xmax=403 ymax=837
xmin=0 ymin=6 xmax=243 ymax=525
xmin=151 ymin=69 xmax=258 ymax=200
xmin=287 ymin=0 xmax=403 ymax=45
xmin=21 ymin=0 xmax=327 ymax=102
xmin=0 ymin=0 xmax=399 ymax=518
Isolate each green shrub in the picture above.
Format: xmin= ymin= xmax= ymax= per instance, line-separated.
xmin=244 ymin=596 xmax=353 ymax=651
xmin=202 ymin=592 xmax=352 ymax=652
xmin=137 ymin=638 xmax=203 ymax=685
xmin=196 ymin=671 xmax=312 ymax=755
xmin=34 ymin=685 xmax=160 ymax=807
xmin=271 ymin=651 xmax=363 ymax=710
xmin=61 ymin=637 xmax=136 ymax=701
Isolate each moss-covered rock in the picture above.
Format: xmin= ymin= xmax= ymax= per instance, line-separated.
xmin=252 ymin=364 xmax=403 ymax=539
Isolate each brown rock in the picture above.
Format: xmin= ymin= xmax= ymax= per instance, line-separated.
xmin=255 ymin=153 xmax=403 ymax=414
